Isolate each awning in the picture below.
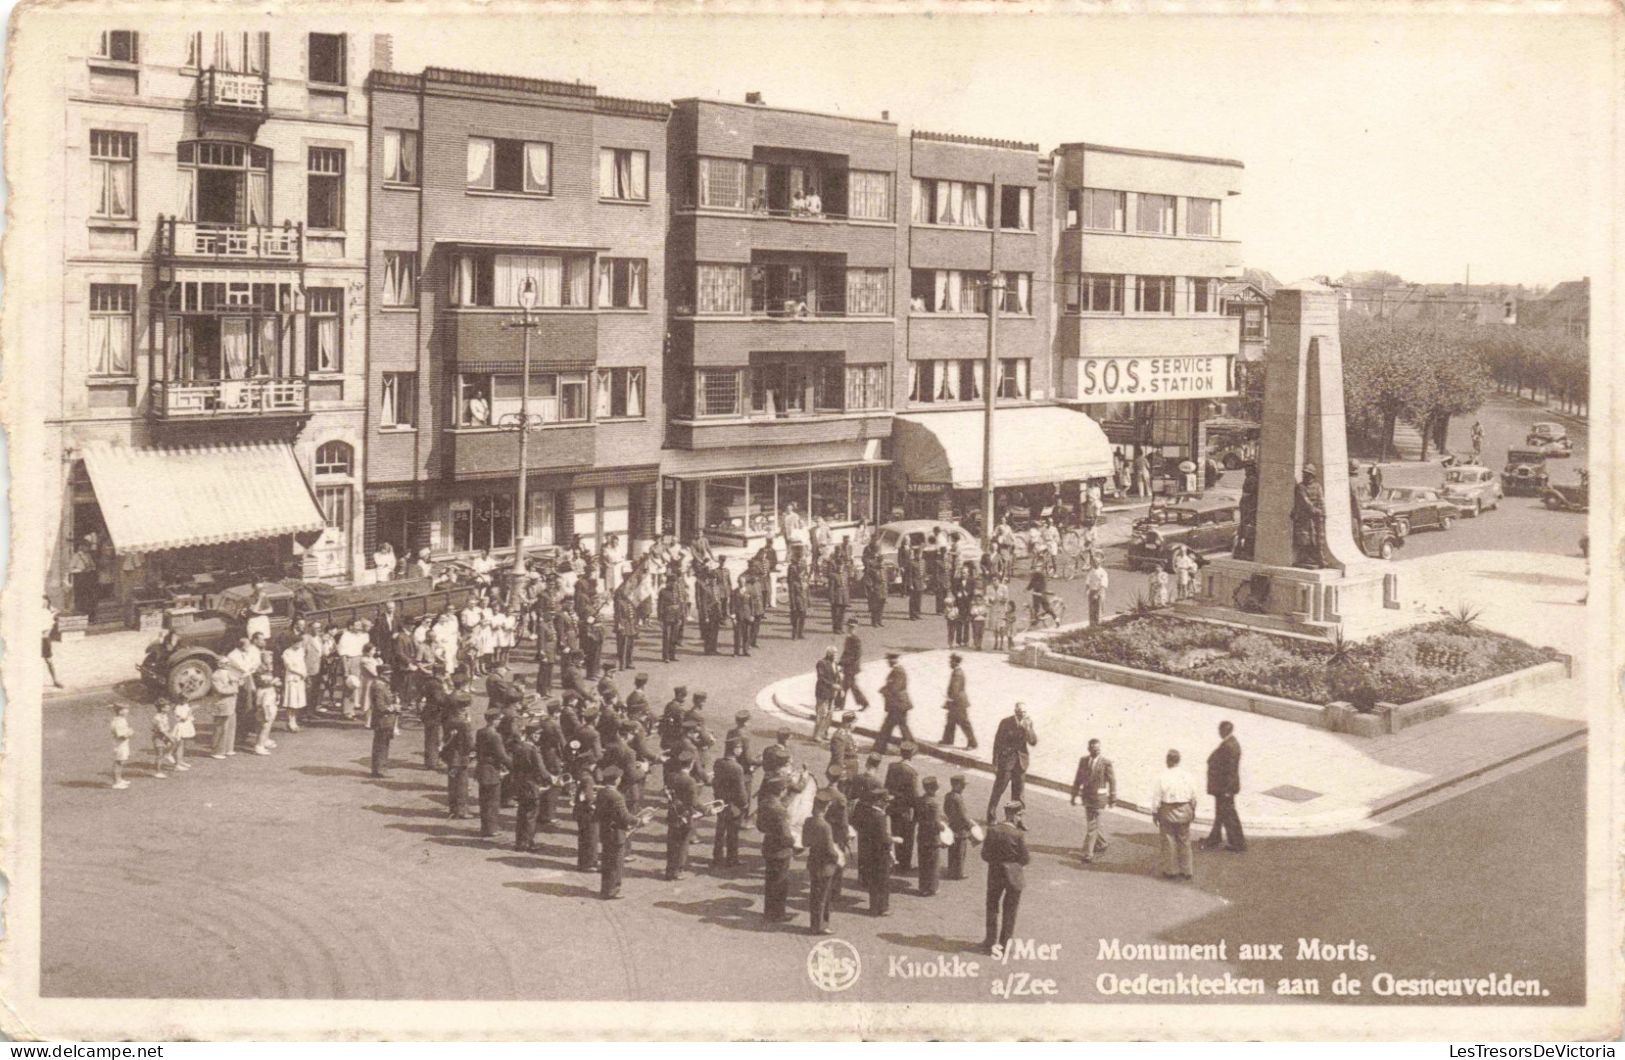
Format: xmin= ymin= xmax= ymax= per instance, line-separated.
xmin=892 ymin=407 xmax=1115 ymax=489
xmin=81 ymin=442 xmax=326 ymax=554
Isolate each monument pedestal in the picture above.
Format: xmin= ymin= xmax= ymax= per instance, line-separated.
xmin=1180 ymin=556 xmax=1417 ymax=641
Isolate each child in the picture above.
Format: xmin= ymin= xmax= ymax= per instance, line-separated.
xmin=254 ymin=678 xmax=280 ymax=755
xmin=1149 ymin=566 xmax=1172 ymax=608
xmin=150 ymin=703 xmax=176 ymax=779
xmin=110 ymin=704 xmax=132 ymax=789
xmin=943 ymin=599 xmax=959 ymax=648
xmin=969 ymin=594 xmax=988 ymax=651
xmin=996 ymin=599 xmax=1018 ymax=650
xmin=170 ymin=698 xmax=195 ymax=770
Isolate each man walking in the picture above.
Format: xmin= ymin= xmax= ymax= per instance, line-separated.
xmin=1153 ymin=749 xmax=1198 ymax=879
xmin=884 ymin=742 xmax=922 ymax=870
xmin=873 ymin=653 xmax=914 ymax=755
xmin=980 ymin=802 xmax=1030 ymax=954
xmin=986 ymin=703 xmax=1038 ymax=822
xmin=1201 ymin=720 xmax=1246 ymax=852
xmin=474 ymin=710 xmax=510 ymax=838
xmin=939 ymin=652 xmax=977 ymax=749
xmin=1070 ymin=737 xmax=1117 ymax=863
xmin=839 ymin=620 xmax=869 ymax=709
xmin=803 ymin=790 xmax=841 ymax=935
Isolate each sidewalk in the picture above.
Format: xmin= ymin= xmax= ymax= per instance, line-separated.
xmin=760 ymin=549 xmax=1589 ymax=835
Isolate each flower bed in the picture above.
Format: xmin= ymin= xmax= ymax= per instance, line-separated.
xmin=1048 ymin=614 xmax=1554 ymax=710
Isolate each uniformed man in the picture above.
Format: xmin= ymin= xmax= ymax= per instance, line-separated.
xmin=572 ymin=763 xmax=599 ymax=872
xmin=944 ymin=773 xmax=974 ymax=880
xmin=803 ymin=791 xmax=841 ymax=935
xmin=828 ymin=710 xmax=859 ymax=784
xmin=420 ymin=667 xmax=454 ymax=772
xmin=439 ymin=702 xmax=473 ymax=819
xmin=595 ymin=764 xmax=638 ymax=899
xmin=510 ymin=726 xmax=551 ymax=853
xmin=786 ymin=559 xmax=808 ymax=641
xmin=813 ymin=646 xmax=840 ymax=742
xmin=874 ymin=653 xmax=915 ymax=755
xmin=534 ymin=603 xmax=557 ymax=694
xmin=684 ymin=693 xmax=716 ymax=773
xmin=884 ymin=742 xmax=923 ymax=871
xmin=596 ymin=663 xmax=619 ymax=704
xmin=724 ymin=710 xmax=758 ymax=797
xmin=696 ymin=566 xmax=725 ymax=655
xmin=367 ymin=684 xmax=400 ymax=778
xmin=853 ymin=787 xmax=894 ymax=917
xmin=731 ymin=574 xmax=758 ymax=657
xmin=623 ymin=720 xmax=659 ymax=810
xmin=821 ymin=765 xmax=852 ymax=902
xmin=981 ymin=802 xmax=1031 ymax=954
xmin=474 ymin=710 xmax=510 ymax=838
xmin=624 ymin=673 xmax=652 ymax=728
xmin=940 ymin=652 xmax=978 ymax=750
xmin=486 ymin=665 xmax=526 ymax=713
xmin=665 ymin=751 xmax=699 ymax=880
xmin=903 ymin=542 xmax=924 ymax=620
xmin=658 ymin=687 xmax=689 ymax=751
xmin=710 ymin=747 xmax=748 ymax=869
xmin=758 ymin=776 xmax=797 ymax=923
xmin=827 ymin=550 xmax=850 ymax=633
xmin=658 ymin=576 xmax=684 ymax=662
xmin=838 ymin=621 xmax=869 ymax=709
xmin=864 ymin=561 xmax=887 ymax=628
xmin=916 ymin=775 xmax=944 ymax=896
xmin=612 ymin=586 xmax=639 ymax=671
xmin=534 ymin=700 xmax=566 ymax=826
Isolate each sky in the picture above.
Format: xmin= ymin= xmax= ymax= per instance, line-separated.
xmin=391 ymin=10 xmax=1614 ymax=288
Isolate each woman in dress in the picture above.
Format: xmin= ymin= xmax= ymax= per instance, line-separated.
xmin=281 ymin=635 xmax=308 ymax=732
xmin=170 ymin=697 xmax=196 ymax=769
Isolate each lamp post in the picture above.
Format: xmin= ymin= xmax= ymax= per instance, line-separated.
xmin=503 ymin=277 xmax=541 ymax=585
xmin=980 ymin=174 xmax=1002 ymax=551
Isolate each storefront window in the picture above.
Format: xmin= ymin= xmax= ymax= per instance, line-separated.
xmin=704 ymin=477 xmax=747 ymax=534
xmin=450 ymin=493 xmax=514 ymax=553
xmin=811 ymin=469 xmax=851 ymax=522
xmin=779 ymin=471 xmax=810 ymax=521
xmin=749 ymin=476 xmax=777 ymax=534
xmin=851 ymin=467 xmax=874 ymax=522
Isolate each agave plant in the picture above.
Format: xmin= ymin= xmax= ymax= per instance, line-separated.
xmin=1447 ymin=601 xmax=1485 ymax=632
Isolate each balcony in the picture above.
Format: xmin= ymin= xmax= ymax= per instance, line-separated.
xmin=668 ymin=411 xmax=892 ymax=451
xmin=196 ymin=68 xmax=269 ymax=127
xmin=150 ymin=378 xmax=308 ymax=420
xmin=157 ymin=217 xmax=303 ymax=263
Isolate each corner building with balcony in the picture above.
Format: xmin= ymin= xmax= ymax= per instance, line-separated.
xmin=659 ymin=98 xmax=905 ymax=548
xmin=1051 ymin=142 xmax=1244 ymax=489
xmin=44 ymin=26 xmax=378 ymax=623
xmin=364 ymin=68 xmax=669 ymax=567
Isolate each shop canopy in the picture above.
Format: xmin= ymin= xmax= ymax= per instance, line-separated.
xmin=893 ymin=407 xmax=1115 ymax=490
xmin=80 ymin=442 xmax=326 ymax=554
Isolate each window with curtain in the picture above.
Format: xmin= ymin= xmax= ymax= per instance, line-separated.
xmin=1186 ymin=197 xmax=1220 ymax=237
xmin=597 ymin=258 xmax=647 ymax=309
xmin=1189 ymin=277 xmax=1220 ymax=314
xmin=379 ymin=372 xmax=416 ymax=428
xmin=845 ymin=268 xmax=890 ymax=316
xmin=467 ymin=137 xmax=550 ymax=194
xmin=848 ymin=170 xmax=892 ymax=220
xmin=697 ymin=158 xmax=747 ymax=210
xmin=1001 ymin=272 xmax=1032 ymax=315
xmin=958 ymin=360 xmax=982 ymax=401
xmin=87 ymin=284 xmax=134 ymax=376
xmin=845 ymin=364 xmax=886 ymax=410
xmin=450 ymin=253 xmax=592 ymax=308
xmin=595 ymin=367 xmax=644 ymax=419
xmin=305 ymin=287 xmax=342 ymax=372
xmin=696 ymin=264 xmax=746 ymax=314
xmin=1135 ymin=193 xmax=1175 ymax=235
xmin=996 ymin=359 xmax=1030 ymax=399
xmin=306 ymin=147 xmax=345 ymax=229
xmin=1135 ymin=275 xmax=1175 ymax=314
xmin=221 ymin=318 xmax=251 ymax=379
xmin=911 ymin=178 xmax=930 ymax=224
xmin=207 ymin=31 xmax=267 ymax=74
xmin=96 ymin=30 xmax=138 ymax=62
xmin=382 ymin=129 xmax=419 ymax=185
xmin=695 ymin=368 xmax=743 ymax=417
xmin=1081 ymin=273 xmax=1125 ymax=313
xmin=1082 ymin=188 xmax=1125 ymax=231
xmin=90 ymin=131 xmax=135 ymax=220
xmin=599 ymin=148 xmax=649 ymax=201
xmin=999 ymin=186 xmax=1034 ymax=231
xmin=381 ymin=252 xmax=417 ymax=307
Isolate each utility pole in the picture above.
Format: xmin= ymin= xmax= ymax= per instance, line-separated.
xmin=503 ymin=278 xmax=541 ymax=587
xmin=981 ymin=175 xmax=1004 ymax=551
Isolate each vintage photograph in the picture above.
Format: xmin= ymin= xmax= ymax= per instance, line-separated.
xmin=0 ymin=1 xmax=1616 ymax=1041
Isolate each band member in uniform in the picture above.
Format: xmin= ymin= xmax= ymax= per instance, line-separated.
xmin=864 ymin=561 xmax=886 ymax=628
xmin=439 ymin=703 xmax=473 ymax=819
xmin=624 ymin=673 xmax=652 ymax=727
xmin=710 ymin=746 xmax=748 ymax=869
xmin=873 ymin=653 xmax=915 ymax=755
xmin=853 ymin=787 xmax=894 ymax=917
xmin=839 ymin=621 xmax=869 ymax=709
xmin=724 ymin=710 xmax=758 ymax=799
xmin=827 ymin=551 xmax=850 ymax=633
xmin=573 ymin=763 xmax=600 ymax=872
xmin=981 ymin=802 xmax=1031 ymax=954
xmin=884 ymin=742 xmax=922 ymax=871
xmin=665 ymin=750 xmax=699 ymax=880
xmin=803 ymin=791 xmax=841 ymax=935
xmin=944 ymin=773 xmax=974 ymax=880
xmin=535 ymin=699 xmax=566 ymax=827
xmin=534 ymin=605 xmax=557 ymax=694
xmin=940 ymin=652 xmax=978 ymax=750
xmin=813 ymin=647 xmax=840 ymax=742
xmin=658 ymin=687 xmax=689 ymax=751
xmin=612 ymin=586 xmax=639 ymax=671
xmin=474 ymin=711 xmax=510 ymax=838
xmin=658 ymin=576 xmax=683 ymax=662
xmin=595 ymin=764 xmax=638 ymax=899
xmin=696 ymin=565 xmax=725 ymax=656
xmin=915 ymin=775 xmax=944 ymax=896
xmin=758 ymin=775 xmax=797 ymax=923
xmin=821 ymin=765 xmax=851 ymax=901
xmin=510 ymin=726 xmax=551 ymax=853
xmin=828 ymin=710 xmax=859 ymax=783
xmin=786 ymin=559 xmax=808 ymax=641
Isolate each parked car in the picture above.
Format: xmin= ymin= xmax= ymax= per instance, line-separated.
xmin=1541 ymin=470 xmax=1589 ymax=512
xmin=1126 ymin=498 xmax=1239 ymax=572
xmin=1358 ymin=509 xmax=1407 ymax=561
xmin=1439 ymin=465 xmax=1502 ymax=516
xmin=1501 ymin=448 xmax=1551 ymax=496
xmin=1525 ymin=422 xmax=1574 ymax=456
xmin=1366 ymin=486 xmax=1458 ymax=536
xmin=873 ymin=519 xmax=984 ymax=586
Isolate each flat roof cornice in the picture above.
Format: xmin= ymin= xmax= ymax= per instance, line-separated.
xmin=1056 ymin=141 xmax=1244 ymax=169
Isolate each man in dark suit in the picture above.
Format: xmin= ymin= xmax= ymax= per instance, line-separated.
xmin=710 ymin=748 xmax=748 ymax=868
xmin=371 ymin=602 xmax=402 ymax=664
xmin=439 ymin=703 xmax=473 ymax=819
xmin=595 ymin=764 xmax=638 ymax=898
xmin=695 ymin=567 xmax=724 ymax=655
xmin=658 ymin=577 xmax=683 ymax=662
xmin=838 ymin=621 xmax=869 ymax=709
xmin=420 ymin=668 xmax=452 ymax=772
xmin=940 ymin=652 xmax=977 ymax=750
xmin=510 ymin=727 xmax=552 ymax=853
xmin=827 ymin=551 xmax=849 ymax=633
xmin=873 ymin=653 xmax=914 ymax=755
xmin=985 ymin=703 xmax=1037 ymax=822
xmin=981 ymin=801 xmax=1031 ymax=954
xmin=368 ymin=685 xmax=400 ymax=778
xmin=901 ymin=541 xmax=922 ymax=620
xmin=915 ymin=775 xmax=944 ymax=896
xmin=1070 ymin=737 xmax=1118 ymax=863
xmin=813 ymin=647 xmax=840 ymax=742
xmin=884 ymin=742 xmax=922 ymax=871
xmin=473 ymin=711 xmax=510 ymax=837
xmin=864 ymin=563 xmax=887 ymax=628
xmin=944 ymin=773 xmax=974 ymax=880
xmin=731 ymin=576 xmax=757 ymax=658
xmin=802 ymin=791 xmax=841 ymax=935
xmin=853 ymin=788 xmax=893 ymax=916
xmin=758 ymin=776 xmax=797 ymax=923
xmin=572 ymin=764 xmax=599 ymax=872
xmin=820 ymin=765 xmax=851 ymax=901
xmin=612 ymin=587 xmax=639 ymax=671
xmin=1201 ymin=720 xmax=1246 ymax=852
xmin=786 ymin=559 xmax=808 ymax=640
xmin=665 ymin=751 xmax=699 ymax=880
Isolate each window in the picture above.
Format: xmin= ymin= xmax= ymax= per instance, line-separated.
xmin=307 ymin=33 xmax=345 ymax=85
xmin=449 ymin=252 xmax=593 ymax=308
xmin=1080 ymin=188 xmax=1125 ymax=231
xmin=845 ymin=365 xmax=887 ymax=411
xmin=315 ymin=441 xmax=354 ymax=476
xmin=1189 ymin=277 xmax=1220 ymax=314
xmin=996 ymin=359 xmax=1030 ymax=400
xmin=696 ymin=264 xmax=747 ymax=314
xmin=95 ymin=31 xmax=138 ymax=62
xmin=1135 ymin=193 xmax=1175 ymax=235
xmin=597 ymin=258 xmax=648 ymax=309
xmin=382 ymin=129 xmax=419 ymax=185
xmin=696 ymin=157 xmax=747 ymax=210
xmin=848 ymin=170 xmax=892 ymax=220
xmin=467 ymin=137 xmax=550 ymax=195
xmin=88 ymin=284 xmax=134 ymax=376
xmin=188 ymin=31 xmax=266 ymax=73
xmin=304 ymin=288 xmax=342 ymax=372
xmin=958 ymin=360 xmax=983 ymax=401
xmin=845 ymin=268 xmax=891 ymax=316
xmin=696 ymin=368 xmax=743 ymax=417
xmin=379 ymin=372 xmax=417 ymax=428
xmin=999 ymin=186 xmax=1034 ymax=231
xmin=752 ymin=362 xmax=811 ymax=417
xmin=595 ymin=368 xmax=646 ymax=419
xmin=317 ymin=485 xmax=352 ymax=537
xmin=1080 ymin=273 xmax=1124 ymax=313
xmin=1001 ymin=272 xmax=1032 ymax=315
xmin=381 ymin=252 xmax=417 ymax=307
xmin=1241 ymin=306 xmax=1265 ymax=340
xmin=306 ymin=147 xmax=345 ymax=229
xmin=90 ymin=131 xmax=136 ymax=220
xmin=1066 ymin=190 xmax=1080 ymax=229
xmin=1186 ymin=197 xmax=1220 ymax=237
xmin=814 ymin=365 xmax=845 ymax=411
xmin=750 ymin=262 xmax=844 ymax=316
xmin=911 ymin=179 xmax=991 ymax=228
xmin=451 ymin=494 xmax=514 ymax=553
xmin=1135 ymin=275 xmax=1175 ymax=314
xmin=599 ymin=148 xmax=649 ymax=201
xmin=458 ymin=372 xmax=589 ymax=426
xmin=911 ymin=269 xmax=991 ymax=313
xmin=177 ymin=140 xmax=272 ymax=226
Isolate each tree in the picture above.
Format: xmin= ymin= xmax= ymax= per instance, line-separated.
xmin=1341 ymin=314 xmax=1431 ymax=460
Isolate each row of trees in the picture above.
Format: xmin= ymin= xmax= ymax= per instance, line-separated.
xmin=1470 ymin=325 xmax=1589 ymax=416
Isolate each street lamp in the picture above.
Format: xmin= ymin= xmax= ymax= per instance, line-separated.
xmin=502 ymin=276 xmax=541 ymax=589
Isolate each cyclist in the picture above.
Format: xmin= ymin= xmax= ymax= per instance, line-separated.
xmin=1027 ymin=568 xmax=1060 ymax=626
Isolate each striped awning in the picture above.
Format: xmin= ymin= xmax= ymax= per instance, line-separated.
xmin=893 ymin=407 xmax=1115 ymax=489
xmin=81 ymin=442 xmax=326 ymax=554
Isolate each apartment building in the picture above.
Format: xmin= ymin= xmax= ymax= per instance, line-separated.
xmin=364 ymin=68 xmax=670 ymax=567
xmin=660 ymin=97 xmax=903 ymax=547
xmin=48 ymin=26 xmax=376 ymax=621
xmin=1052 ymin=142 xmax=1244 ymax=475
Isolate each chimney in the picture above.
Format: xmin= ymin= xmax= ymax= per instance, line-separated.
xmin=370 ymin=34 xmax=394 ymax=73
xmin=881 ymin=110 xmax=890 ymax=121
xmin=745 ymin=91 xmax=764 ymax=105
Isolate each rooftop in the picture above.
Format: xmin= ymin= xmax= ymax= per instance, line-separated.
xmin=912 ymin=128 xmax=1040 ymax=153
xmin=673 ymin=96 xmax=896 ymax=128
xmin=368 ymin=66 xmax=671 ymax=119
xmin=1055 ymin=141 xmax=1245 ymax=169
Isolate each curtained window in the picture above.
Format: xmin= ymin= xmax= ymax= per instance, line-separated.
xmin=1001 ymin=272 xmax=1032 ymax=315
xmin=466 ymin=137 xmax=550 ymax=194
xmin=90 ymin=131 xmax=135 ymax=220
xmin=380 ymin=372 xmax=416 ymax=428
xmin=848 ymin=170 xmax=892 ymax=220
xmin=305 ymin=288 xmax=342 ymax=372
xmin=1186 ymin=197 xmax=1220 ymax=237
xmin=598 ymin=258 xmax=647 ymax=309
xmin=383 ymin=129 xmax=419 ymax=185
xmin=1082 ymin=188 xmax=1126 ymax=231
xmin=845 ymin=364 xmax=886 ymax=411
xmin=381 ymin=252 xmax=417 ymax=307
xmin=595 ymin=367 xmax=645 ymax=419
xmin=466 ymin=137 xmax=493 ymax=188
xmin=999 ymin=185 xmax=1033 ymax=231
xmin=221 ymin=318 xmax=251 ymax=380
xmin=697 ymin=158 xmax=746 ymax=209
xmin=87 ymin=284 xmax=134 ymax=376
xmin=599 ymin=148 xmax=649 ymax=201
xmin=696 ymin=264 xmax=746 ymax=314
xmin=1135 ymin=193 xmax=1175 ymax=235
xmin=845 ymin=268 xmax=891 ymax=316
xmin=911 ymin=178 xmax=929 ymax=224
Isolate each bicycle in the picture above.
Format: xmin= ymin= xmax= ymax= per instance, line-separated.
xmin=1025 ymin=594 xmax=1067 ymax=631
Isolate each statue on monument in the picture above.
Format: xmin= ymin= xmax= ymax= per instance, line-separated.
xmin=1290 ymin=463 xmax=1327 ymax=568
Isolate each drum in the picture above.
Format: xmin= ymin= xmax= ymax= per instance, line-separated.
xmin=969 ymin=822 xmax=986 ymax=844
xmin=939 ymin=823 xmax=956 ymax=847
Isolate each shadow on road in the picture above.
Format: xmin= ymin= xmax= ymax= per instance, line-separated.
xmin=878 ymin=931 xmax=981 ymax=954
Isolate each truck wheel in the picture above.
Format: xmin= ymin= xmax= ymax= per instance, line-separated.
xmin=1544 ymin=495 xmax=1563 ymax=510
xmin=1439 ymin=513 xmax=1455 ymax=530
xmin=168 ymin=658 xmax=213 ymax=701
xmin=1379 ymin=539 xmax=1395 ymax=560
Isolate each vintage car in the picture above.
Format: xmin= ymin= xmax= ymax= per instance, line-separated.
xmin=1502 ymin=448 xmax=1551 ymax=495
xmin=1525 ymin=422 xmax=1574 ymax=456
xmin=1439 ymin=465 xmax=1503 ymax=516
xmin=1366 ymin=486 xmax=1458 ymax=536
xmin=1541 ymin=470 xmax=1589 ymax=513
xmin=874 ymin=519 xmax=984 ymax=586
xmin=1126 ymin=498 xmax=1239 ymax=572
xmin=1358 ymin=509 xmax=1407 ymax=560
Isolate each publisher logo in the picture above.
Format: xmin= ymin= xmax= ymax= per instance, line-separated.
xmin=807 ymin=938 xmax=861 ymax=992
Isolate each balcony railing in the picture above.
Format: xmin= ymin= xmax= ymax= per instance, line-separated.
xmin=150 ymin=378 xmax=308 ymax=419
xmin=158 ymin=217 xmax=303 ymax=262
xmin=750 ymin=296 xmax=848 ymax=319
xmin=197 ymin=68 xmax=268 ymax=115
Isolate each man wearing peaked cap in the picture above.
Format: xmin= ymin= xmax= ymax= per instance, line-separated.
xmin=916 ymin=774 xmax=944 ymax=896
xmin=665 ymin=750 xmax=699 ymax=881
xmin=595 ymin=764 xmax=637 ymax=899
xmin=827 ymin=710 xmax=859 ymax=787
xmin=944 ymin=773 xmax=974 ymax=880
xmin=884 ymin=742 xmax=923 ymax=871
xmin=873 ymin=652 xmax=914 ymax=756
xmin=802 ymin=789 xmax=841 ymax=935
